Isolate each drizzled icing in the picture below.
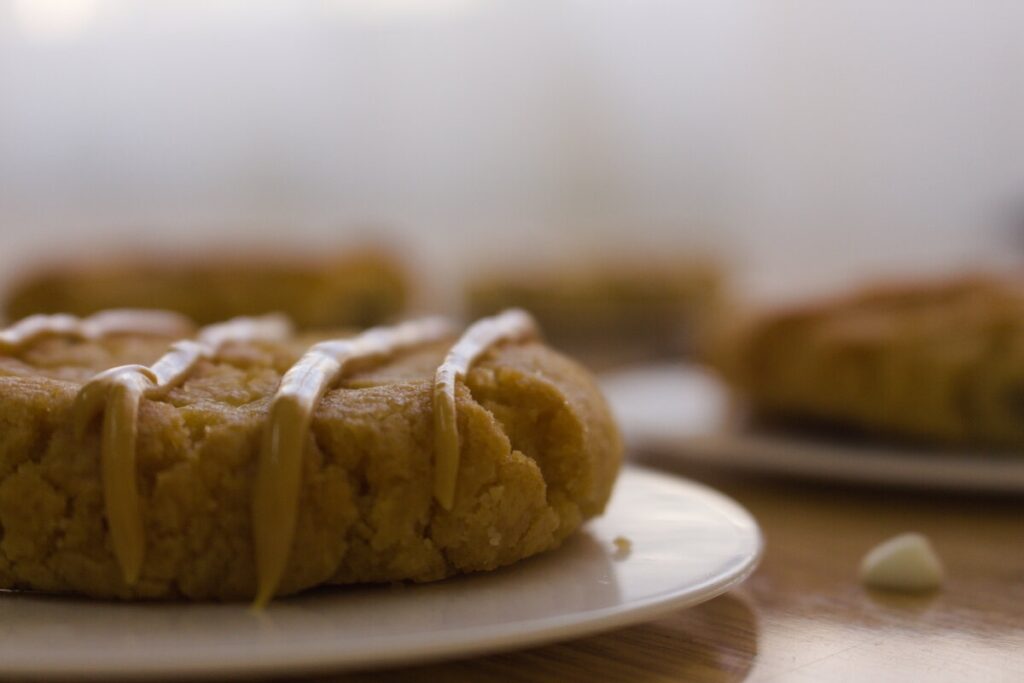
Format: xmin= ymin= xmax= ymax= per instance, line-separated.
xmin=252 ymin=316 xmax=453 ymax=607
xmin=0 ymin=309 xmax=193 ymax=353
xmin=73 ymin=314 xmax=293 ymax=585
xmin=432 ymin=309 xmax=539 ymax=510
xmin=6 ymin=308 xmax=542 ymax=603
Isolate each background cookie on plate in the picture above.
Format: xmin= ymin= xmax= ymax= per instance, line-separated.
xmin=717 ymin=275 xmax=1024 ymax=449
xmin=3 ymin=246 xmax=409 ymax=330
xmin=465 ymin=256 xmax=725 ymax=368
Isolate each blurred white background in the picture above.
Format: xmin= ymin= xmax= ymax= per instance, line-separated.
xmin=1 ymin=0 xmax=1023 ymax=298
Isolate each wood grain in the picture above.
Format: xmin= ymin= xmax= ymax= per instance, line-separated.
xmin=315 ymin=454 xmax=1024 ymax=683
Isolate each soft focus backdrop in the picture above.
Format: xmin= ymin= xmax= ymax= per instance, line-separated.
xmin=1 ymin=0 xmax=1023 ymax=299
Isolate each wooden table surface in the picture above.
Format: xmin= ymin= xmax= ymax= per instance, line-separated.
xmin=319 ymin=453 xmax=1024 ymax=683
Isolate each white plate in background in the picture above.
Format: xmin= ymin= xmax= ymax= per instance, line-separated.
xmin=0 ymin=466 xmax=761 ymax=679
xmin=602 ymin=364 xmax=1024 ymax=493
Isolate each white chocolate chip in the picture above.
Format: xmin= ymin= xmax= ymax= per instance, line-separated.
xmin=860 ymin=533 xmax=944 ymax=592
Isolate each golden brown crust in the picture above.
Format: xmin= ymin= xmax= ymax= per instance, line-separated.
xmin=719 ymin=274 xmax=1024 ymax=448
xmin=3 ymin=247 xmax=408 ymax=329
xmin=0 ymin=332 xmax=621 ymax=600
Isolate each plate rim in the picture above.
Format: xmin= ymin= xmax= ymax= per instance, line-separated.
xmin=667 ymin=430 xmax=1024 ymax=493
xmin=606 ymin=363 xmax=1024 ymax=494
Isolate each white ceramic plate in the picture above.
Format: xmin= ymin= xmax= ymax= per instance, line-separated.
xmin=602 ymin=363 xmax=1024 ymax=493
xmin=0 ymin=465 xmax=761 ymax=679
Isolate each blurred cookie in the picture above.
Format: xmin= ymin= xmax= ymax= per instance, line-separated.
xmin=466 ymin=257 xmax=725 ymax=367
xmin=3 ymin=246 xmax=408 ymax=329
xmin=719 ymin=275 xmax=1024 ymax=448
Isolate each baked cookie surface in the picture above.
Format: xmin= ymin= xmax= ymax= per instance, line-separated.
xmin=0 ymin=311 xmax=621 ymax=601
xmin=720 ymin=276 xmax=1024 ymax=449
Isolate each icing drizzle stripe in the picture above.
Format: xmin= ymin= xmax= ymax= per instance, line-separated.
xmin=432 ymin=309 xmax=538 ymax=510
xmin=73 ymin=314 xmax=293 ymax=585
xmin=0 ymin=309 xmax=194 ymax=353
xmin=252 ymin=316 xmax=453 ymax=607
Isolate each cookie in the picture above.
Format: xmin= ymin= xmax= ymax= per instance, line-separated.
xmin=719 ymin=275 xmax=1024 ymax=448
xmin=466 ymin=257 xmax=724 ymax=367
xmin=3 ymin=246 xmax=408 ymax=329
xmin=0 ymin=309 xmax=622 ymax=601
